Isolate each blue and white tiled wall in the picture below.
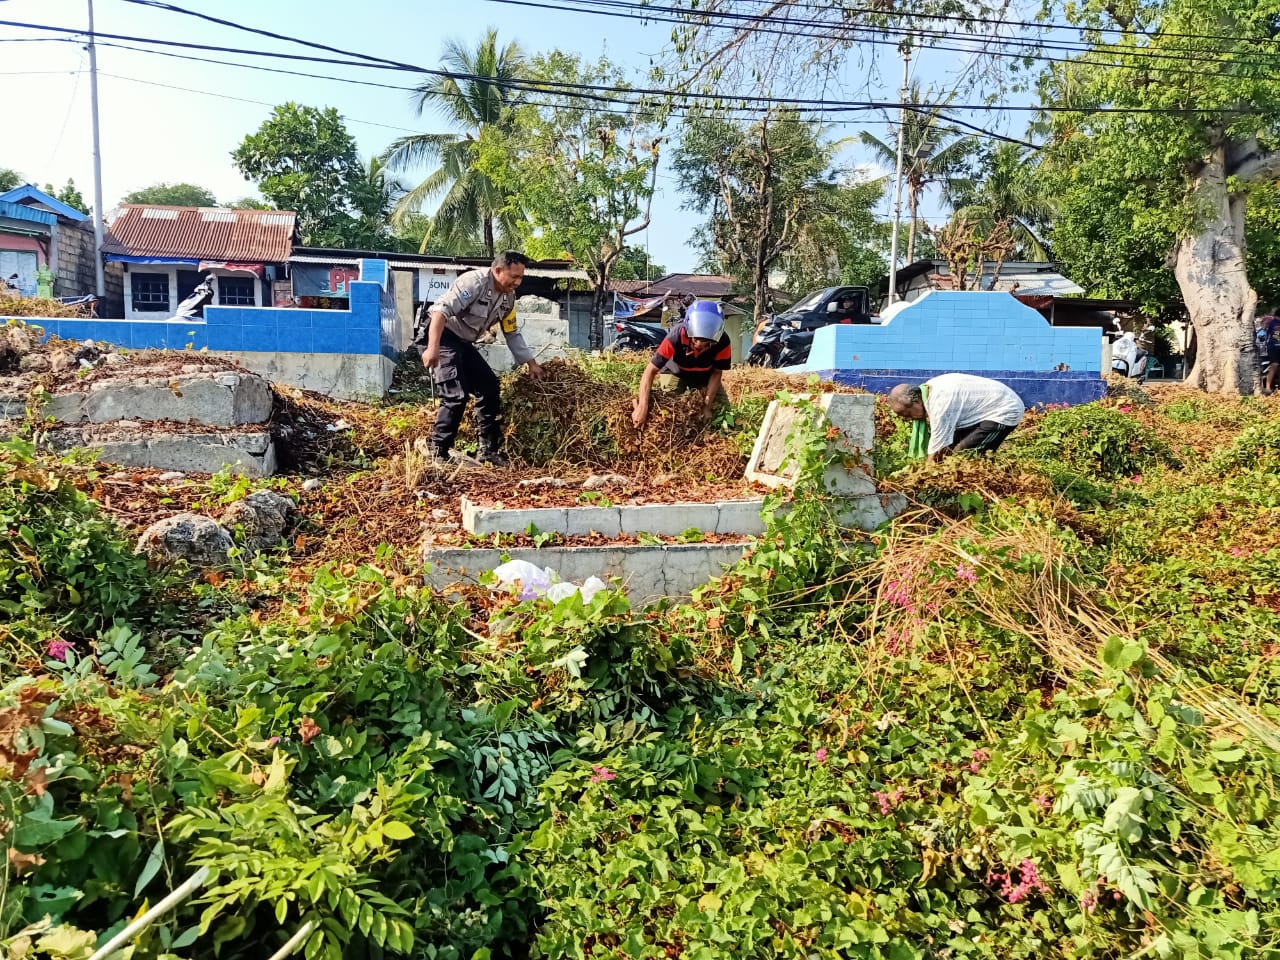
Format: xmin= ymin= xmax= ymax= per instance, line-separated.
xmin=802 ymin=291 xmax=1107 ymax=407
xmin=11 ymin=259 xmax=400 ymax=360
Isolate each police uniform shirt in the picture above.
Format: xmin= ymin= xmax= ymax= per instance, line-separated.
xmin=427 ymin=269 xmax=534 ymax=364
xmin=651 ymin=325 xmax=732 ymax=387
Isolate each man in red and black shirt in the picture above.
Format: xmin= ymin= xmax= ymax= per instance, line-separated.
xmin=633 ymin=300 xmax=732 ymax=428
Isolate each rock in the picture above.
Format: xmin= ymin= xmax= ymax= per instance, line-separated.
xmin=137 ymin=514 xmax=234 ymax=567
xmin=431 ymin=508 xmax=451 ymax=520
xmin=652 ymin=472 xmax=677 ymax=488
xmin=73 ymin=341 xmax=102 ymax=365
xmin=48 ymin=351 xmax=74 ymax=374
xmin=302 ymin=478 xmax=323 ymax=492
xmin=104 ymin=353 xmax=128 ymax=365
xmin=18 ymin=353 xmax=51 ymax=374
xmin=220 ymin=490 xmax=295 ymax=553
xmin=582 ymin=473 xmax=630 ymax=491
xmin=0 ymin=322 xmax=37 ymax=373
xmin=156 ymin=471 xmax=186 ymax=483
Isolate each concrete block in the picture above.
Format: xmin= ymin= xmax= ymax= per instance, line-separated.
xmin=44 ymin=425 xmax=276 ymax=477
xmin=564 ymin=506 xmax=623 ymax=538
xmin=460 ymin=497 xmax=568 ymax=536
xmin=714 ymin=500 xmax=767 ymax=536
xmin=422 ymin=541 xmax=750 ymax=602
xmin=619 ymin=502 xmax=719 ymax=537
xmin=77 ymin=372 xmax=272 ymax=426
xmin=208 ymin=350 xmax=393 ymax=400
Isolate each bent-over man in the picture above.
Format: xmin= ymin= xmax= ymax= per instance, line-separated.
xmin=633 ymin=300 xmax=732 ymax=429
xmin=888 ymin=373 xmax=1025 ymax=462
xmin=418 ymin=251 xmax=544 ymax=466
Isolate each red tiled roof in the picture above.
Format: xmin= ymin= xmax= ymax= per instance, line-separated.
xmin=103 ymin=205 xmax=297 ymax=263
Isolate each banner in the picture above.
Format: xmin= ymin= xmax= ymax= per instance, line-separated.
xmin=613 ymin=293 xmax=666 ymax=319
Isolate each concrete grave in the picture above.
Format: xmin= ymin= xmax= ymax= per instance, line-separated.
xmin=746 ymin=392 xmax=877 ymax=495
xmin=423 ymin=542 xmax=750 ymax=602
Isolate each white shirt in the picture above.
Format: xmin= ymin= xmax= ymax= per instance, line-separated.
xmin=924 ymin=374 xmax=1025 ymax=456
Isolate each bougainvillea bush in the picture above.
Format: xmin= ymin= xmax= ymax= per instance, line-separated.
xmin=3 ymin=388 xmax=1280 ymax=960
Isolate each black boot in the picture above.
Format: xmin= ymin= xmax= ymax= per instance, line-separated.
xmin=477 ymin=435 xmax=510 ymax=467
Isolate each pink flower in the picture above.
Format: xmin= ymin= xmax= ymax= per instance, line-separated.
xmin=1035 ymin=793 xmax=1053 ymax=813
xmin=967 ymin=748 xmax=990 ymax=774
xmin=873 ymin=788 xmax=904 ymax=815
xmin=954 ymin=562 xmax=978 ymax=584
xmin=1130 ymin=475 xmax=1143 ymax=484
xmin=46 ymin=639 xmax=74 ymax=662
xmin=589 ymin=765 xmax=616 ymax=784
xmin=269 ymin=736 xmax=282 ymax=745
xmin=1080 ymin=890 xmax=1097 ymax=914
xmin=1230 ymin=547 xmax=1245 ymax=557
xmin=1119 ymin=405 xmax=1132 ymax=413
xmin=814 ymin=747 xmax=829 ymax=764
xmin=991 ymin=859 xmax=1050 ymax=903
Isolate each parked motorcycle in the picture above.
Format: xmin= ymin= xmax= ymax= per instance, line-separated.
xmin=611 ymin=317 xmax=667 ymax=353
xmin=747 ymin=315 xmax=814 ymax=368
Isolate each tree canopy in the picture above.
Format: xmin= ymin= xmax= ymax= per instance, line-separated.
xmin=383 ymin=30 xmax=525 ymax=257
xmin=483 ymin=51 xmax=662 ymax=347
xmin=232 ymin=103 xmax=384 ymax=248
xmin=1032 ymin=0 xmax=1280 ymax=392
xmin=122 ymin=183 xmax=219 ymax=207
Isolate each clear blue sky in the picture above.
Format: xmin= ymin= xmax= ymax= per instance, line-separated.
xmin=0 ymin=0 xmax=1016 ymax=272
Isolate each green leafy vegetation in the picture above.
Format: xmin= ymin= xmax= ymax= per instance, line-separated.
xmin=4 ymin=386 xmax=1280 ymax=960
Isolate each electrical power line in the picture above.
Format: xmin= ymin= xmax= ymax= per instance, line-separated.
xmin=475 ymin=0 xmax=1280 ymax=75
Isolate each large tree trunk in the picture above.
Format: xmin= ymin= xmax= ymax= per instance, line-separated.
xmin=483 ymin=217 xmax=495 ymax=259
xmin=1174 ymin=148 xmax=1259 ymax=394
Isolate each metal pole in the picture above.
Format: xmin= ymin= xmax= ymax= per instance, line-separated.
xmin=87 ymin=867 xmax=211 ymax=960
xmin=87 ymin=0 xmax=107 ymax=297
xmin=886 ymin=44 xmax=911 ymax=306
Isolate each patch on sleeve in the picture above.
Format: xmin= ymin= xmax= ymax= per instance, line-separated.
xmin=501 ymin=308 xmax=518 ymax=334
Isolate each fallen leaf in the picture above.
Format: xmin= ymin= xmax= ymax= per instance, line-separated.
xmin=298 ymin=716 xmax=321 ymax=745
xmin=8 ymin=848 xmax=45 ymax=876
xmin=23 ymin=765 xmax=47 ymax=797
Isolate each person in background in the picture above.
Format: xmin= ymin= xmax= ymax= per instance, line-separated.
xmin=888 ymin=373 xmax=1026 ymax=462
xmin=1258 ymin=313 xmax=1280 ymax=394
xmin=417 ymin=251 xmax=544 ymax=466
xmin=633 ymin=300 xmax=732 ymax=429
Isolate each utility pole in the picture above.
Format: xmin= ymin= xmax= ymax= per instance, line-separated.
xmin=87 ymin=0 xmax=106 ymax=297
xmin=886 ymin=43 xmax=911 ymax=306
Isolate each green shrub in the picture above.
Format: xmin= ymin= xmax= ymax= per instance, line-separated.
xmin=1211 ymin=419 xmax=1280 ymax=474
xmin=0 ymin=440 xmax=159 ymax=642
xmin=1025 ymin=404 xmax=1176 ymax=480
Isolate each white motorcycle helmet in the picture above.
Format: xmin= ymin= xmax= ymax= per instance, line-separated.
xmin=685 ymin=300 xmax=726 ymax=341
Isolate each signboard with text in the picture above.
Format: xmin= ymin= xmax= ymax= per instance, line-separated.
xmin=418 ymin=267 xmax=468 ymax=303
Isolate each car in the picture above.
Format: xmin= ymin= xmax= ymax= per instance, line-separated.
xmin=768 ymin=285 xmax=872 ymax=332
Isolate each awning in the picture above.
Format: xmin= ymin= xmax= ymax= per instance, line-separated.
xmin=105 ymin=254 xmax=200 ymax=266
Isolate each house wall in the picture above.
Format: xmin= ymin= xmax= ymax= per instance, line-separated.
xmin=119 ymin=265 xmax=265 ymax=320
xmin=12 ymin=259 xmax=401 ymax=400
xmin=54 ymin=223 xmax=104 ymax=299
xmin=799 ymin=291 xmax=1107 ymax=407
xmin=0 ymin=233 xmax=45 ymax=296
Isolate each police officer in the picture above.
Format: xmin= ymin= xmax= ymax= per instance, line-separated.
xmin=418 ymin=251 xmax=545 ymax=465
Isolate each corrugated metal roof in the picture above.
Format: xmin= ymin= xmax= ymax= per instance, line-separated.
xmin=0 ymin=199 xmax=57 ymax=226
xmin=103 ymin=205 xmax=297 ymax=263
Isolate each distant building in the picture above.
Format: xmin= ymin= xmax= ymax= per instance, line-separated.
xmin=102 ymin=205 xmax=298 ymax=320
xmin=0 ymin=184 xmax=101 ymax=303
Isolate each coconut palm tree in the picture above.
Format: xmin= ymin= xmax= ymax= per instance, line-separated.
xmin=382 ymin=30 xmax=525 ymax=257
xmin=860 ymin=85 xmax=978 ymax=264
xmin=948 ymin=143 xmax=1054 ymax=261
